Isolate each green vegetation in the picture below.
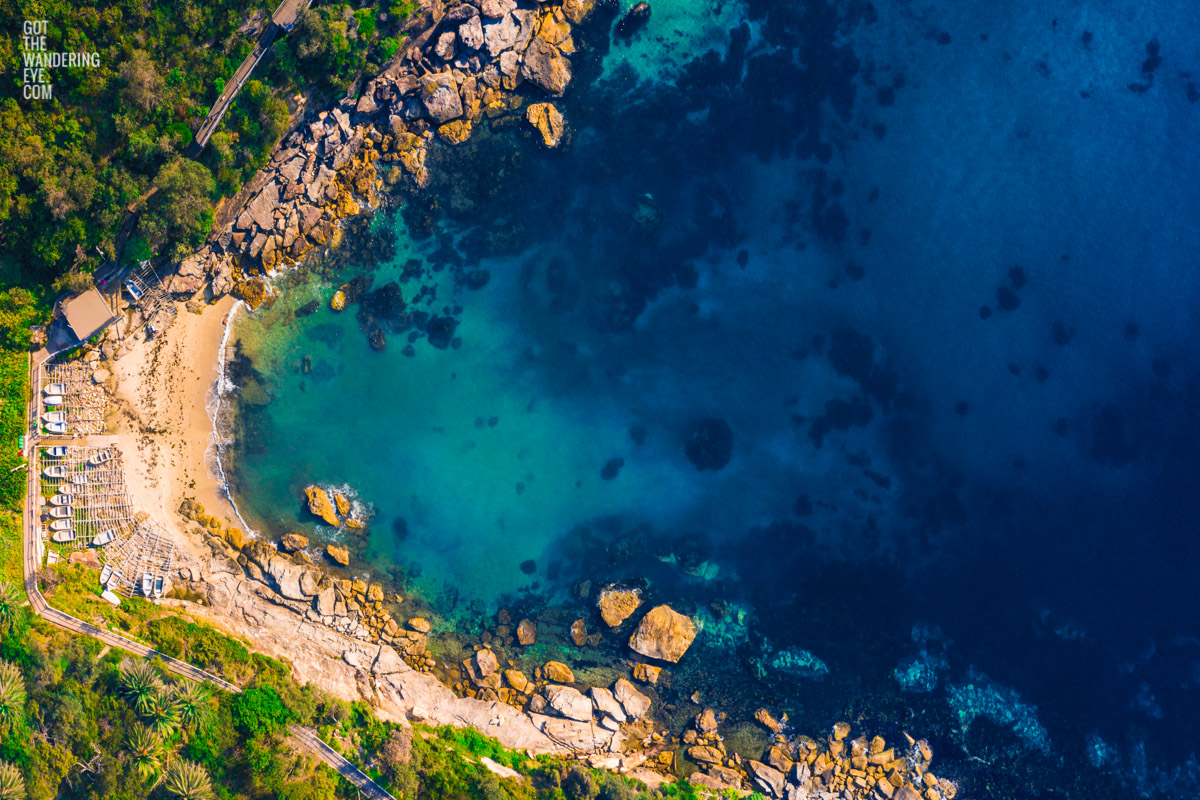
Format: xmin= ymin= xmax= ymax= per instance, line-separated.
xmin=0 ymin=574 xmax=674 ymax=800
xmin=0 ymin=0 xmax=424 ymax=286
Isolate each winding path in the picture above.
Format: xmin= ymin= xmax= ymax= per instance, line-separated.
xmin=20 ymin=352 xmax=394 ymax=800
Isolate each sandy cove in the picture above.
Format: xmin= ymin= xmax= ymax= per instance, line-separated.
xmin=103 ymin=297 xmax=654 ymax=772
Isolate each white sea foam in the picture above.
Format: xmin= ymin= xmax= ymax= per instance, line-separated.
xmin=205 ymin=300 xmax=259 ymax=538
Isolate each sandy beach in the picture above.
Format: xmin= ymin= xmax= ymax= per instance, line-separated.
xmin=110 ymin=295 xmax=237 ymax=565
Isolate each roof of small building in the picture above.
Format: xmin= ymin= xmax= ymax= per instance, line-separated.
xmin=61 ymin=288 xmax=116 ymax=341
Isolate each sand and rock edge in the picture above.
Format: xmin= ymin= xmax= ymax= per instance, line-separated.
xmin=100 ymin=0 xmax=959 ymax=795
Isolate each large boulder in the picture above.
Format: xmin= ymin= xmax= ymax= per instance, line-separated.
xmin=480 ymin=0 xmax=516 ymax=17
xmin=267 ymin=557 xmax=309 ymax=601
xmin=543 ymin=685 xmax=592 ymax=722
xmin=516 ymin=618 xmax=537 ymax=645
xmin=684 ymin=418 xmax=733 ymax=471
xmin=421 ymin=74 xmax=464 ymax=123
xmin=474 ymin=648 xmax=499 ymax=678
xmin=612 ymin=678 xmax=651 ymax=720
xmin=629 ymin=604 xmax=696 ymax=662
xmin=543 ymin=660 xmax=574 ymax=683
xmin=325 ymin=544 xmax=350 ymax=565
xmin=237 ymin=181 xmax=280 ymax=231
xmin=315 ymin=586 xmax=337 ymax=616
xmin=459 ymin=15 xmax=484 ymax=49
xmin=589 ymin=687 xmax=626 ymax=723
xmin=280 ymin=533 xmax=308 ymax=553
xmin=521 ymin=36 xmax=572 ymax=95
xmin=304 ymin=485 xmax=340 ymax=526
xmin=525 ymin=102 xmax=565 ymax=148
xmin=746 ymin=761 xmax=786 ymax=798
xmin=598 ymin=585 xmax=642 ymax=628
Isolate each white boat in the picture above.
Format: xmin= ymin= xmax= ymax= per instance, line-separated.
xmin=70 ymin=474 xmax=89 ymax=485
xmin=48 ymin=519 xmax=73 ymax=532
xmin=141 ymin=574 xmax=152 ymax=596
xmin=42 ymin=411 xmax=65 ymax=424
xmin=99 ymin=563 xmax=113 ymax=586
xmin=51 ymin=529 xmax=76 ymax=543
xmin=152 ymin=575 xmax=164 ymax=597
xmin=92 ymin=529 xmax=116 ymax=546
xmin=48 ymin=506 xmax=72 ymax=519
xmin=42 ymin=395 xmax=63 ymax=406
xmin=49 ymin=494 xmax=72 ymax=506
xmin=43 ymin=465 xmax=66 ymax=479
xmin=44 ymin=383 xmax=65 ymax=395
xmin=100 ymin=590 xmax=121 ymax=607
xmin=45 ymin=446 xmax=69 ymax=457
xmin=87 ymin=450 xmax=114 ymax=466
xmin=58 ymin=483 xmax=82 ymax=495
xmin=45 ymin=422 xmax=68 ymax=435
xmin=109 ymin=568 xmax=122 ymax=588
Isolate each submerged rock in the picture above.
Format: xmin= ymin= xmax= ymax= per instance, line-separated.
xmin=684 ymin=418 xmax=733 ymax=471
xmin=516 ymin=618 xmax=537 ymax=645
xmin=570 ymin=618 xmax=587 ymax=646
xmin=628 ymin=604 xmax=696 ymax=663
xmin=616 ymin=2 xmax=651 ymax=38
xmin=597 ymin=585 xmax=642 ymax=628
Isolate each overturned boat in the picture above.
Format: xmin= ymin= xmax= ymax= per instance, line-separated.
xmin=92 ymin=529 xmax=116 ymax=547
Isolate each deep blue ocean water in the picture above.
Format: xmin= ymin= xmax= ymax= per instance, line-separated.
xmin=223 ymin=0 xmax=1200 ymax=795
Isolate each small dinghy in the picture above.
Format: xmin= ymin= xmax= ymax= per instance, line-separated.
xmin=87 ymin=449 xmax=114 ymax=467
xmin=42 ymin=395 xmax=63 ymax=406
xmin=92 ymin=529 xmax=116 ymax=546
xmin=43 ymin=465 xmax=67 ymax=479
xmin=141 ymin=573 xmax=153 ymax=596
xmin=100 ymin=590 xmax=121 ymax=607
xmin=99 ymin=563 xmax=113 ymax=586
xmin=49 ymin=494 xmax=72 ymax=506
xmin=58 ymin=482 xmax=82 ymax=495
xmin=70 ymin=474 xmax=89 ymax=485
xmin=45 ymin=422 xmax=68 ymax=435
xmin=45 ymin=446 xmax=69 ymax=457
xmin=48 ymin=519 xmax=74 ymax=532
xmin=48 ymin=506 xmax=72 ymax=519
xmin=43 ymin=383 xmax=65 ymax=395
xmin=109 ymin=568 xmax=122 ymax=588
xmin=51 ymin=529 xmax=76 ymax=543
xmin=42 ymin=411 xmax=66 ymax=424
xmin=153 ymin=575 xmax=165 ymax=597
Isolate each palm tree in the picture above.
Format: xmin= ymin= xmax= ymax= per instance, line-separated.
xmin=163 ymin=759 xmax=213 ymax=800
xmin=172 ymin=681 xmax=211 ymax=728
xmin=141 ymin=691 xmax=181 ymax=738
xmin=119 ymin=659 xmax=163 ymax=715
xmin=0 ymin=582 xmax=20 ymax=634
xmin=0 ymin=761 xmax=24 ymax=800
xmin=126 ymin=722 xmax=161 ymax=779
xmin=0 ymin=661 xmax=25 ymax=733
xmin=0 ymin=761 xmax=23 ymax=800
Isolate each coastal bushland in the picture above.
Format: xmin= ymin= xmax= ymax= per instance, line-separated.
xmin=2 ymin=569 xmax=669 ymax=799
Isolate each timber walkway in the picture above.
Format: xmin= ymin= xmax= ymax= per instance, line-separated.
xmin=20 ymin=351 xmax=395 ymax=800
xmin=188 ymin=0 xmax=313 ymax=155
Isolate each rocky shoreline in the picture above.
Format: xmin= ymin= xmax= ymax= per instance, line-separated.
xmin=143 ymin=0 xmax=963 ymax=795
xmin=174 ymin=490 xmax=953 ymax=799
xmin=170 ymin=0 xmax=589 ymax=304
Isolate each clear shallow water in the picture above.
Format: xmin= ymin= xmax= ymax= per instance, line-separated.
xmin=227 ymin=0 xmax=1200 ymax=796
